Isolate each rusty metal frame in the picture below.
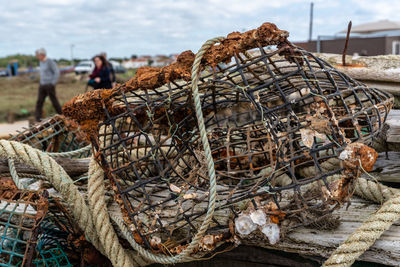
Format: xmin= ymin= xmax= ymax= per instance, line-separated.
xmin=87 ymin=43 xmax=393 ymax=254
xmin=0 ymin=190 xmax=48 ymax=266
xmin=9 ymin=115 xmax=90 ymax=157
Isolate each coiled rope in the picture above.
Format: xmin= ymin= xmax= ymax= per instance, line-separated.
xmin=323 ymin=177 xmax=400 ymax=267
xmin=0 ymin=140 xmax=140 ymax=267
xmin=95 ymin=36 xmax=226 ymax=265
xmin=3 ymin=41 xmax=399 ymax=266
xmin=3 ymin=36 xmax=226 ymax=266
xmin=298 ymin=157 xmax=400 ymax=266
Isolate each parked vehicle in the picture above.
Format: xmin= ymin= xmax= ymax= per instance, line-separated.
xmin=0 ymin=69 xmax=8 ymax=77
xmin=75 ymin=60 xmax=94 ymax=75
xmin=110 ymin=60 xmax=126 ymax=73
xmin=113 ymin=64 xmax=126 ymax=73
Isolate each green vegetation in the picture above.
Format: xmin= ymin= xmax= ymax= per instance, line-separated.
xmin=0 ymin=54 xmax=39 ymax=68
xmin=115 ymin=68 xmax=137 ymax=83
xmin=0 ymin=54 xmax=92 ymax=69
xmin=0 ymin=70 xmax=137 ymax=123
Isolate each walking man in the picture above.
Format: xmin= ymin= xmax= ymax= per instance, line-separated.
xmin=35 ymin=48 xmax=62 ymax=122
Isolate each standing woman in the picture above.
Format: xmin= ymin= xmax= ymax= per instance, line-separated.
xmin=88 ymin=55 xmax=112 ymax=89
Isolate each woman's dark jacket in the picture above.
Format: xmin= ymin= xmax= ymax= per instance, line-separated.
xmin=89 ymin=66 xmax=112 ymax=89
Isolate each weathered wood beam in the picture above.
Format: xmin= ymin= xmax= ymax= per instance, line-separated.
xmin=0 ymin=157 xmax=89 ymax=178
xmin=370 ymin=152 xmax=400 ymax=184
xmin=108 ymin=193 xmax=400 ymax=266
xmin=373 ymin=110 xmax=400 ymax=152
xmin=243 ymin=196 xmax=400 ymax=266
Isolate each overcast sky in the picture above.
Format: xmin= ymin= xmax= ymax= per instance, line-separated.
xmin=1 ymin=0 xmax=399 ymax=59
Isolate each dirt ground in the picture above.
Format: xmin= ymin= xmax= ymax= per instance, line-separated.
xmin=0 ymin=120 xmax=29 ymax=138
xmin=0 ymin=69 xmax=136 ymax=125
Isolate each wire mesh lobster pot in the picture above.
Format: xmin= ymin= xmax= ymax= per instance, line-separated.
xmin=0 ymin=189 xmax=47 ymax=266
xmin=32 ymin=197 xmax=109 ymax=267
xmin=64 ymin=23 xmax=393 ymax=255
xmin=9 ymin=115 xmax=90 ymax=158
xmin=0 ymin=187 xmax=103 ymax=266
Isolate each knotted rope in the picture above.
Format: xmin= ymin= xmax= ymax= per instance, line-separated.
xmin=0 ymin=140 xmax=139 ymax=267
xmin=323 ymin=178 xmax=400 ymax=267
xmin=1 ymin=37 xmax=226 ymax=266
xmin=3 ymin=39 xmax=399 ymax=267
xmin=94 ymin=36 xmax=226 ymax=265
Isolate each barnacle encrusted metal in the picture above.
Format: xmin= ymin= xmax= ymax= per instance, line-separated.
xmin=63 ymin=22 xmax=393 ymax=256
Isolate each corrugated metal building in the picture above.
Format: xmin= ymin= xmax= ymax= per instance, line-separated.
xmin=294 ymin=20 xmax=400 ymax=56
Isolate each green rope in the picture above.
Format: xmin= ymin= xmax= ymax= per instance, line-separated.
xmin=112 ymin=36 xmax=225 ymax=264
xmin=0 ymin=140 xmax=106 ymax=254
xmin=7 ymin=145 xmax=91 ymax=191
xmin=46 ymin=145 xmax=92 ymax=158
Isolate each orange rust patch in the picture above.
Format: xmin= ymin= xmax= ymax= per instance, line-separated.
xmin=0 ymin=177 xmax=18 ymax=197
xmin=62 ymin=22 xmax=295 ymax=137
xmin=62 ymin=88 xmax=119 ymax=137
xmin=124 ymin=50 xmax=195 ymax=92
xmin=204 ymin=23 xmax=291 ymax=67
xmin=62 ymin=115 xmax=88 ymax=143
xmin=341 ymin=143 xmax=378 ymax=172
xmin=322 ymin=177 xmax=354 ymax=204
xmin=264 ymin=201 xmax=285 ymax=224
xmin=336 ymin=63 xmax=367 ymax=68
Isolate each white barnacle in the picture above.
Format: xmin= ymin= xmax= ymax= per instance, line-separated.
xmin=249 ymin=209 xmax=267 ymax=226
xmin=287 ymin=87 xmax=310 ymax=103
xmin=200 ymin=235 xmax=215 ymax=251
xmin=261 ymin=223 xmax=280 ymax=245
xmin=169 ymin=184 xmax=182 ymax=194
xmin=235 ymin=215 xmax=257 ymax=235
xmin=150 ymin=235 xmax=161 ymax=248
xmin=339 ymin=149 xmax=352 ymax=160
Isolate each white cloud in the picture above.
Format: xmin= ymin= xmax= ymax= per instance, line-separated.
xmin=37 ymin=0 xmax=85 ymax=5
xmin=0 ymin=0 xmax=399 ymax=58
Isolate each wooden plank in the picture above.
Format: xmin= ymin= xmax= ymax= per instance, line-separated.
xmin=0 ymin=157 xmax=89 ymax=178
xmin=373 ymin=109 xmax=400 ymax=152
xmin=150 ymin=246 xmax=319 ymax=266
xmin=386 ymin=110 xmax=400 ymax=143
xmin=108 ymin=194 xmax=400 ymax=265
xmin=363 ymin=81 xmax=400 ymax=97
xmin=336 ymin=66 xmax=400 ymax=84
xmin=250 ymin=197 xmax=400 ymax=266
xmin=369 ymin=152 xmax=400 ymax=183
xmin=317 ymin=53 xmax=400 ymax=84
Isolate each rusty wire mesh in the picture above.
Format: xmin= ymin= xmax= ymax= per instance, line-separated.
xmin=0 ymin=186 xmax=96 ymax=266
xmin=9 ymin=115 xmax=90 ymax=158
xmin=33 ymin=198 xmax=78 ymax=266
xmin=0 ymin=189 xmax=47 ymax=266
xmin=89 ymin=45 xmax=393 ymax=254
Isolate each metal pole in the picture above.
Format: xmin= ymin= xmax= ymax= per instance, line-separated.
xmin=317 ymin=35 xmax=321 ymax=53
xmin=309 ymin=2 xmax=314 ymax=41
xmin=342 ymin=21 xmax=352 ymax=66
xmin=70 ymin=44 xmax=75 ymax=66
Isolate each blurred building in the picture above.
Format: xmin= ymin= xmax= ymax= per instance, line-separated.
xmin=122 ymin=58 xmax=148 ymax=69
xmin=294 ymin=20 xmax=400 ymax=56
xmin=152 ymin=55 xmax=173 ymax=67
xmin=122 ymin=54 xmax=177 ymax=69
